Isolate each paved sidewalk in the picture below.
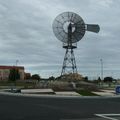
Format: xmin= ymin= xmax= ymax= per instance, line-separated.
xmin=92 ymin=89 xmax=115 ymax=96
xmin=55 ymin=91 xmax=80 ymax=96
xmin=21 ymin=89 xmax=54 ymax=94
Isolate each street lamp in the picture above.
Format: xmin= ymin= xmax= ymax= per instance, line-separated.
xmin=100 ymin=59 xmax=103 ymax=81
xmin=16 ymin=60 xmax=19 ymax=66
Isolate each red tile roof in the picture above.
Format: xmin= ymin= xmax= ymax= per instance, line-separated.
xmin=0 ymin=66 xmax=24 ymax=70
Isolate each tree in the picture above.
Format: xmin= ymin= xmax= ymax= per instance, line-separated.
xmin=104 ymin=77 xmax=113 ymax=83
xmin=49 ymin=76 xmax=55 ymax=80
xmin=9 ymin=68 xmax=20 ymax=82
xmin=104 ymin=77 xmax=113 ymax=87
xmin=84 ymin=76 xmax=88 ymax=82
xmin=31 ymin=74 xmax=40 ymax=81
xmin=98 ymin=77 xmax=101 ymax=82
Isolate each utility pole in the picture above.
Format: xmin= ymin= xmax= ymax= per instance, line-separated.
xmin=16 ymin=60 xmax=19 ymax=66
xmin=100 ymin=59 xmax=103 ymax=84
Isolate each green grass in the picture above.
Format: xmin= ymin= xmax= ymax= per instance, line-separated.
xmin=76 ymin=90 xmax=99 ymax=96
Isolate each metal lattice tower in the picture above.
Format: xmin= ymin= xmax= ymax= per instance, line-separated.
xmin=61 ymin=47 xmax=77 ymax=75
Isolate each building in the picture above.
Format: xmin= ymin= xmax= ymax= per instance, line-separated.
xmin=24 ymin=72 xmax=31 ymax=79
xmin=0 ymin=66 xmax=24 ymax=80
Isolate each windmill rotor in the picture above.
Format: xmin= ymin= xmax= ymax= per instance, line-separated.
xmin=53 ymin=12 xmax=86 ymax=43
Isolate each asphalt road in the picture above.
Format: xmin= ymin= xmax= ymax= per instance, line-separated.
xmin=0 ymin=94 xmax=120 ymax=120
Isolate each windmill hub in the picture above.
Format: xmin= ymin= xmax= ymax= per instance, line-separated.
xmin=63 ymin=22 xmax=75 ymax=33
xmin=52 ymin=12 xmax=100 ymax=80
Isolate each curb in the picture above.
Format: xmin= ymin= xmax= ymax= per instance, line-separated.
xmin=0 ymin=91 xmax=120 ymax=99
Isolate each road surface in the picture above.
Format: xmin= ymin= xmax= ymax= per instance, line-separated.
xmin=0 ymin=94 xmax=120 ymax=120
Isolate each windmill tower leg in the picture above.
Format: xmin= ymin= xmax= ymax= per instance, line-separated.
xmin=61 ymin=47 xmax=77 ymax=80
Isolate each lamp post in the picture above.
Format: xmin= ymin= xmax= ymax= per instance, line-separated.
xmin=100 ymin=59 xmax=103 ymax=84
xmin=16 ymin=60 xmax=19 ymax=66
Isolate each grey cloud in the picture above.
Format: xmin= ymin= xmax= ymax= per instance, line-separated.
xmin=0 ymin=0 xmax=120 ymax=78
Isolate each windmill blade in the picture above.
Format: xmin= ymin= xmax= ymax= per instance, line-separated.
xmin=86 ymin=24 xmax=100 ymax=33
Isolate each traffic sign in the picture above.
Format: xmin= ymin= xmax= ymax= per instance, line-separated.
xmin=115 ymin=86 xmax=120 ymax=94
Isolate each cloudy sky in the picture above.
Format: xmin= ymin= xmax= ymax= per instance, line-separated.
xmin=0 ymin=0 xmax=120 ymax=79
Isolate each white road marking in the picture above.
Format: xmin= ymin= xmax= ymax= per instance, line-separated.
xmin=95 ymin=114 xmax=120 ymax=120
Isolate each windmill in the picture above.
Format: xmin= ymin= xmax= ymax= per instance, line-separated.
xmin=52 ymin=12 xmax=100 ymax=80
